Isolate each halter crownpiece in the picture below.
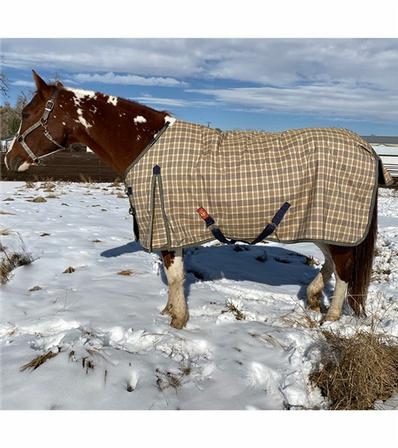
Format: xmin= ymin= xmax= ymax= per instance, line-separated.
xmin=15 ymin=92 xmax=67 ymax=164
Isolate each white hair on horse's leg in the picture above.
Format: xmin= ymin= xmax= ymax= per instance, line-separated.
xmin=315 ymin=242 xmax=348 ymax=321
xmin=326 ymin=273 xmax=348 ymax=321
xmin=307 ymin=244 xmax=333 ymax=310
xmin=162 ymin=248 xmax=188 ymax=328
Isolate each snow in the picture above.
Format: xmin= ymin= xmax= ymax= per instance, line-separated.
xmin=0 ymin=181 xmax=397 ymax=410
xmin=373 ymin=145 xmax=398 ymax=156
xmin=373 ymin=145 xmax=398 ymax=177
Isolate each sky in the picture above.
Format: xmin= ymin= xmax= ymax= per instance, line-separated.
xmin=1 ymin=38 xmax=398 ymax=135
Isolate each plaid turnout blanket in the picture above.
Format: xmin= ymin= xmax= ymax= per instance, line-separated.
xmin=125 ymin=121 xmax=392 ymax=251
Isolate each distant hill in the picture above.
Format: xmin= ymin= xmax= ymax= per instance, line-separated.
xmin=362 ymin=136 xmax=398 ymax=145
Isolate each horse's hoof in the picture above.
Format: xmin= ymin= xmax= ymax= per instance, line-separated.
xmin=307 ymin=292 xmax=322 ymax=312
xmin=324 ymin=312 xmax=340 ymax=322
xmin=307 ymin=304 xmax=321 ymax=313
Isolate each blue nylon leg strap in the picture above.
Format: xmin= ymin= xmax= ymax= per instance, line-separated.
xmin=250 ymin=202 xmax=291 ymax=244
xmin=197 ymin=202 xmax=291 ymax=245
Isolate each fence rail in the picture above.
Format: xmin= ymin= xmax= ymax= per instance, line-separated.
xmin=0 ymin=152 xmax=119 ymax=182
xmin=1 ymin=147 xmax=398 ymax=183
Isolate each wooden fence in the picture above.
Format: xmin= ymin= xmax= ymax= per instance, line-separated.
xmin=0 ymin=152 xmax=119 ymax=182
xmin=1 ymin=147 xmax=397 ymax=184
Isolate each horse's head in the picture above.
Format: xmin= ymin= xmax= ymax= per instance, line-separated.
xmin=5 ymin=70 xmax=68 ymax=172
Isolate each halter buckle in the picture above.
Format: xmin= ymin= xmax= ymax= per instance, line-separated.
xmin=45 ymin=100 xmax=54 ymax=111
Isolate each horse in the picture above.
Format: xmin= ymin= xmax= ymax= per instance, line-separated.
xmin=5 ymin=70 xmax=388 ymax=329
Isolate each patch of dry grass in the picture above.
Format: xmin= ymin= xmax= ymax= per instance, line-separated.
xmin=117 ymin=269 xmax=135 ymax=276
xmin=79 ymin=174 xmax=94 ymax=183
xmin=310 ymin=330 xmax=398 ymax=410
xmin=222 ymin=299 xmax=246 ymax=320
xmin=28 ymin=196 xmax=47 ymax=203
xmin=304 ymin=255 xmax=319 ymax=267
xmin=155 ymin=363 xmax=192 ymax=391
xmin=20 ymin=349 xmax=60 ymax=372
xmin=0 ymin=245 xmax=34 ymax=284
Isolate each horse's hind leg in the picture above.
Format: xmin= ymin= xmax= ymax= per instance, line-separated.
xmin=307 ymin=251 xmax=333 ymax=312
xmin=323 ymin=244 xmax=354 ymax=321
xmin=161 ymin=248 xmax=189 ymax=329
xmin=325 ymin=273 xmax=349 ymax=321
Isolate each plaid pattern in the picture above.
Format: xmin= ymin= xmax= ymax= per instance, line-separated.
xmin=125 ymin=121 xmax=392 ymax=251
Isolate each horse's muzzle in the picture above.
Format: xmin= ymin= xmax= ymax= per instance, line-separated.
xmin=5 ymin=154 xmax=24 ymax=172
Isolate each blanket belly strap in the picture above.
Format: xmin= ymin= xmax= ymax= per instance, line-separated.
xmin=197 ymin=202 xmax=291 ymax=245
xmin=148 ymin=165 xmax=172 ymax=251
xmin=126 ymin=186 xmax=140 ymax=241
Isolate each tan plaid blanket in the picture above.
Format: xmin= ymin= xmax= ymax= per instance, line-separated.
xmin=124 ymin=121 xmax=392 ymax=251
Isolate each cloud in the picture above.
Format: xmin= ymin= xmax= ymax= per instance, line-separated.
xmin=190 ymin=82 xmax=398 ymax=122
xmin=11 ymin=80 xmax=35 ymax=87
xmin=133 ymin=95 xmax=218 ymax=109
xmin=1 ymin=39 xmax=204 ymax=78
xmin=73 ymin=72 xmax=187 ymax=87
xmin=132 ymin=96 xmax=187 ymax=108
xmin=2 ymin=39 xmax=397 ymax=124
xmin=2 ymin=39 xmax=397 ymax=91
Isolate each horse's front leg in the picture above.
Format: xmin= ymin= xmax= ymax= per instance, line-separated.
xmin=161 ymin=248 xmax=189 ymax=329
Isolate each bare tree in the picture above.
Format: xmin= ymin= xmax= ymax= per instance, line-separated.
xmin=0 ymin=93 xmax=29 ymax=139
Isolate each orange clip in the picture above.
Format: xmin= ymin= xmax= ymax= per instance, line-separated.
xmin=197 ymin=207 xmax=209 ymax=220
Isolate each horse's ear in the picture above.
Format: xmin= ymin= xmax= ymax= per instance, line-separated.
xmin=32 ymin=70 xmax=51 ymax=96
xmin=55 ymin=80 xmax=64 ymax=89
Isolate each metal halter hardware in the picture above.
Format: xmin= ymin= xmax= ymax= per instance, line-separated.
xmin=15 ymin=92 xmax=66 ymax=164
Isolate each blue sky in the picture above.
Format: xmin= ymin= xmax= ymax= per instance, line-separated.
xmin=1 ymin=38 xmax=398 ymax=135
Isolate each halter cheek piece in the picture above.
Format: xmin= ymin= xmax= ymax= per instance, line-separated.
xmin=15 ymin=92 xmax=66 ymax=164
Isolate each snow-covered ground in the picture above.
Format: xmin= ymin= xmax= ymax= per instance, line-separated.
xmin=374 ymin=145 xmax=398 ymax=177
xmin=0 ymin=181 xmax=397 ymax=410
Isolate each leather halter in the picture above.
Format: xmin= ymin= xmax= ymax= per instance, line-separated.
xmin=15 ymin=92 xmax=66 ymax=164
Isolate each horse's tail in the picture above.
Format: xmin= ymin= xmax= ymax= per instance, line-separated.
xmin=347 ymin=190 xmax=378 ymax=315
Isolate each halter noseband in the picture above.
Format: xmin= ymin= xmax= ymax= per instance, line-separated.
xmin=15 ymin=92 xmax=66 ymax=164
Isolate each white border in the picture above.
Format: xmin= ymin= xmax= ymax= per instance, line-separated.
xmin=1 ymin=411 xmax=397 ymax=448
xmin=1 ymin=0 xmax=397 ymax=37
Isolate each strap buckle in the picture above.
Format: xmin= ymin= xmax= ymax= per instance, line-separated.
xmin=45 ymin=100 xmax=54 ymax=111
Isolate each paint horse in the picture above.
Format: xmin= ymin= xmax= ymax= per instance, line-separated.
xmin=5 ymin=71 xmax=389 ymax=329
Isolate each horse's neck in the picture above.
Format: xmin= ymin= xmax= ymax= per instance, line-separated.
xmin=64 ymin=89 xmax=168 ymax=175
